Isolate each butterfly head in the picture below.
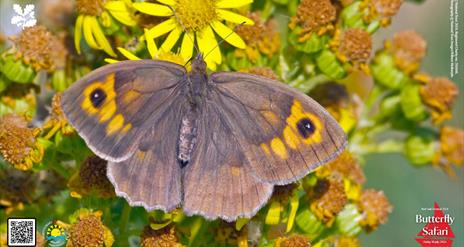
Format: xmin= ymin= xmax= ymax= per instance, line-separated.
xmin=191 ymin=53 xmax=207 ymax=74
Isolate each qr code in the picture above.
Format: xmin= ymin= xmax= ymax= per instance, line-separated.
xmin=7 ymin=218 xmax=36 ymax=247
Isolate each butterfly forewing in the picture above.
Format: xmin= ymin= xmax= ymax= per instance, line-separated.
xmin=209 ymin=72 xmax=347 ymax=185
xmin=61 ymin=60 xmax=187 ymax=162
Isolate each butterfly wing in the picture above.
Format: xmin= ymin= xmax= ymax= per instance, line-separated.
xmin=62 ymin=60 xmax=189 ymax=211
xmin=182 ymin=98 xmax=274 ymax=221
xmin=107 ymin=97 xmax=188 ymax=211
xmin=61 ymin=60 xmax=187 ymax=162
xmin=208 ymin=72 xmax=347 ymax=185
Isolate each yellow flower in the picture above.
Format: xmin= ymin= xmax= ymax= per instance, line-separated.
xmin=133 ymin=0 xmax=254 ymax=70
xmin=106 ymin=29 xmax=189 ymax=68
xmin=75 ymin=0 xmax=136 ymax=57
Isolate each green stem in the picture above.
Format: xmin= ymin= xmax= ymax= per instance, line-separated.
xmin=119 ymin=203 xmax=131 ymax=237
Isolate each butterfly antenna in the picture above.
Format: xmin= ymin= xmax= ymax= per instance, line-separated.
xmin=166 ymin=5 xmax=200 ymax=56
xmin=204 ymin=21 xmax=246 ymax=60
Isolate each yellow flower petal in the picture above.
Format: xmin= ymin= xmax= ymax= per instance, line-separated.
xmin=161 ymin=27 xmax=182 ymax=52
xmin=197 ymin=26 xmax=221 ymax=69
xmin=74 ymin=15 xmax=84 ymax=54
xmin=89 ymin=16 xmax=116 ymax=57
xmin=180 ymin=32 xmax=194 ymax=60
xmin=217 ymin=9 xmax=254 ymax=25
xmin=83 ymin=16 xmax=100 ymax=49
xmin=144 ymin=28 xmax=159 ymax=58
xmin=133 ymin=2 xmax=173 ymax=17
xmin=104 ymin=58 xmax=120 ymax=64
xmin=146 ymin=18 xmax=177 ymax=38
xmin=216 ymin=0 xmax=253 ymax=9
xmin=157 ymin=0 xmax=176 ymax=5
xmin=105 ymin=2 xmax=136 ymax=26
xmin=117 ymin=47 xmax=141 ymax=60
xmin=210 ymin=21 xmax=245 ymax=49
xmin=100 ymin=11 xmax=112 ymax=27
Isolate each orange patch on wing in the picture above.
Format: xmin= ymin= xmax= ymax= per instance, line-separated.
xmin=230 ymin=166 xmax=241 ymax=177
xmin=81 ymin=73 xmax=117 ymax=122
xmin=261 ymin=110 xmax=280 ymax=125
xmin=286 ymin=100 xmax=323 ymax=144
xmin=270 ymin=137 xmax=288 ymax=159
xmin=121 ymin=90 xmax=141 ymax=104
xmin=283 ymin=126 xmax=301 ymax=149
xmin=106 ymin=114 xmax=125 ymax=135
xmin=260 ymin=143 xmax=271 ymax=156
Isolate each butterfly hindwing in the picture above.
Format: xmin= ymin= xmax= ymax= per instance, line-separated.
xmin=107 ymin=98 xmax=188 ymax=211
xmin=61 ymin=60 xmax=187 ymax=162
xmin=182 ymin=100 xmax=274 ymax=221
xmin=210 ymin=72 xmax=347 ymax=185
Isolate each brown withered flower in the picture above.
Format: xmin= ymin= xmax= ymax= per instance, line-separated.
xmin=68 ymin=156 xmax=115 ymax=198
xmin=289 ymin=0 xmax=336 ymax=40
xmin=358 ymin=189 xmax=392 ymax=231
xmin=38 ymin=0 xmax=74 ymax=29
xmin=0 ymin=168 xmax=37 ymax=214
xmin=369 ymin=0 xmax=403 ymax=17
xmin=11 ymin=25 xmax=68 ymax=71
xmin=76 ymin=0 xmax=105 ymax=16
xmin=338 ymin=28 xmax=372 ymax=63
xmin=433 ymin=126 xmax=464 ymax=176
xmin=316 ymin=151 xmax=366 ymax=185
xmin=213 ymin=221 xmax=247 ymax=246
xmin=278 ymin=235 xmax=311 ymax=247
xmin=140 ymin=224 xmax=181 ymax=247
xmin=241 ymin=67 xmax=280 ymax=80
xmin=67 ymin=210 xmax=114 ymax=247
xmin=42 ymin=93 xmax=74 ymax=139
xmin=0 ymin=114 xmax=42 ymax=170
xmin=419 ymin=77 xmax=459 ymax=124
xmin=308 ymin=178 xmax=348 ymax=224
xmin=235 ymin=12 xmax=281 ymax=63
xmin=387 ymin=30 xmax=426 ymax=74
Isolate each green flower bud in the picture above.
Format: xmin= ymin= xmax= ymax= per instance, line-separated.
xmin=371 ymin=52 xmax=409 ymax=89
xmin=405 ymin=129 xmax=437 ymax=166
xmin=289 ymin=27 xmax=330 ymax=54
xmin=1 ymin=56 xmax=36 ymax=84
xmin=400 ymin=84 xmax=428 ymax=121
xmin=316 ymin=50 xmax=347 ymax=79
xmin=335 ymin=204 xmax=363 ymax=236
xmin=295 ymin=208 xmax=325 ymax=238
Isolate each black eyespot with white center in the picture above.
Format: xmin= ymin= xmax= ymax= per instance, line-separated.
xmin=90 ymin=88 xmax=106 ymax=108
xmin=296 ymin=118 xmax=316 ymax=138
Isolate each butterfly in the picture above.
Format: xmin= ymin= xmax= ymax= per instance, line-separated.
xmin=61 ymin=54 xmax=347 ymax=221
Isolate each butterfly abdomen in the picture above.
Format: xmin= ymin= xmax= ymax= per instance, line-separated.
xmin=177 ymin=109 xmax=198 ymax=167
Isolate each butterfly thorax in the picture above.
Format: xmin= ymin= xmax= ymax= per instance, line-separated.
xmin=188 ymin=55 xmax=208 ymax=107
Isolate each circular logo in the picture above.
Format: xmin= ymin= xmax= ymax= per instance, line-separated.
xmin=42 ymin=221 xmax=67 ymax=247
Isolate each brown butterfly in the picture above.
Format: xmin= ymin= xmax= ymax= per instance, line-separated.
xmin=61 ymin=54 xmax=346 ymax=221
